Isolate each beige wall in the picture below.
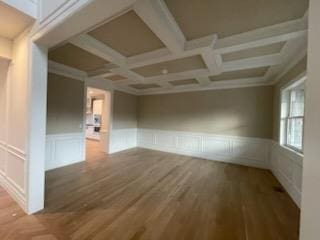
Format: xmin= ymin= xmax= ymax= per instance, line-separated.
xmin=138 ymin=86 xmax=274 ymax=139
xmin=0 ymin=36 xmax=12 ymax=60
xmin=272 ymin=56 xmax=307 ymax=141
xmin=112 ymin=90 xmax=137 ymax=129
xmin=46 ymin=73 xmax=84 ymax=134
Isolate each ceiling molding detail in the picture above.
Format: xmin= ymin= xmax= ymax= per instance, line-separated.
xmin=48 ymin=0 xmax=308 ymax=95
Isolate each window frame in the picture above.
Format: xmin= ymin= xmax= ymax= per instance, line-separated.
xmin=279 ymin=76 xmax=306 ymax=154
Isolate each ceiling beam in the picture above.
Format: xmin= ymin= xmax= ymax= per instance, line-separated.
xmin=267 ymin=36 xmax=308 ymax=84
xmin=87 ymin=63 xmax=118 ymax=77
xmin=133 ymin=0 xmax=185 ymax=53
xmin=196 ymin=76 xmax=211 ymax=86
xmin=126 ymin=34 xmax=218 ymax=69
xmin=117 ymin=69 xmax=210 ymax=85
xmin=201 ymin=51 xmax=222 ymax=75
xmin=215 ymin=18 xmax=307 ymax=54
xmin=48 ymin=60 xmax=87 ymax=81
xmin=69 ymin=34 xmax=145 ymax=82
xmin=69 ymin=34 xmax=126 ymax=65
xmin=222 ymin=53 xmax=283 ymax=72
xmin=56 ymin=4 xmax=307 ymax=95
xmin=125 ymin=18 xmax=306 ymax=69
xmin=136 ymin=76 xmax=269 ymax=95
xmin=116 ymin=53 xmax=285 ymax=85
xmin=111 ymin=67 xmax=145 ymax=82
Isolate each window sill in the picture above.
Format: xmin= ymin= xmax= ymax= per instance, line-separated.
xmin=279 ymin=144 xmax=304 ymax=165
xmin=281 ymin=145 xmax=303 ymax=156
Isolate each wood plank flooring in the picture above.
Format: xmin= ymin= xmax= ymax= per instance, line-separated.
xmin=0 ymin=140 xmax=300 ymax=240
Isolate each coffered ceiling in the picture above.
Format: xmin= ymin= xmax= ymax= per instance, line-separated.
xmin=164 ymin=0 xmax=308 ymax=40
xmin=49 ymin=43 xmax=109 ymax=72
xmin=88 ymin=10 xmax=165 ymax=57
xmin=48 ymin=0 xmax=308 ymax=95
xmin=132 ymin=55 xmax=206 ymax=77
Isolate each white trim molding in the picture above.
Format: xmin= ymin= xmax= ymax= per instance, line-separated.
xmin=137 ymin=129 xmax=271 ymax=169
xmin=270 ymin=141 xmax=303 ymax=207
xmin=45 ymin=133 xmax=85 ymax=171
xmin=109 ymin=128 xmax=138 ymax=154
xmin=0 ymin=141 xmax=27 ymax=212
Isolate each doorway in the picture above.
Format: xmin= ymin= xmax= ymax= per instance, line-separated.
xmin=85 ymin=87 xmax=111 ymax=161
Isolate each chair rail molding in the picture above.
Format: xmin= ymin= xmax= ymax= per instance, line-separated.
xmin=137 ymin=128 xmax=271 ymax=169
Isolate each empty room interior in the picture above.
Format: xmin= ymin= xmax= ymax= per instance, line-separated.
xmin=0 ymin=0 xmax=320 ymax=239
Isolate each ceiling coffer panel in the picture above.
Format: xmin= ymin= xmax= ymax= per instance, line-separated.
xmin=130 ymin=83 xmax=161 ymax=90
xmin=49 ymin=43 xmax=109 ymax=72
xmin=210 ymin=67 xmax=269 ymax=81
xmin=164 ymin=0 xmax=308 ymax=40
xmin=132 ymin=55 xmax=206 ymax=77
xmin=222 ymin=42 xmax=286 ymax=62
xmin=88 ymin=10 xmax=165 ymax=57
xmin=170 ymin=79 xmax=199 ymax=86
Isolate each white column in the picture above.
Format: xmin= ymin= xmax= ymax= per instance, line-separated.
xmin=299 ymin=0 xmax=320 ymax=239
xmin=26 ymin=42 xmax=48 ymax=214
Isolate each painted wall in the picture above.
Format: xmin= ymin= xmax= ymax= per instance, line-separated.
xmin=269 ymin=56 xmax=307 ymax=208
xmin=112 ymin=90 xmax=138 ymax=129
xmin=45 ymin=73 xmax=85 ymax=171
xmin=0 ymin=59 xmax=10 ymax=172
xmin=272 ymin=56 xmax=307 ymax=142
xmin=46 ymin=73 xmax=84 ymax=134
xmin=0 ymin=30 xmax=31 ymax=211
xmin=138 ymin=86 xmax=274 ymax=139
xmin=300 ymin=0 xmax=320 ymax=238
xmin=0 ymin=36 xmax=12 ymax=59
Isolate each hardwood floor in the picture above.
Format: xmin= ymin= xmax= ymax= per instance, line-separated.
xmin=0 ymin=141 xmax=300 ymax=240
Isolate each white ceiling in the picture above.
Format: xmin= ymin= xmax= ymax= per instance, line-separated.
xmin=0 ymin=1 xmax=34 ymax=39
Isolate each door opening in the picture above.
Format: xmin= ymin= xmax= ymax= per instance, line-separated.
xmin=85 ymin=87 xmax=111 ymax=160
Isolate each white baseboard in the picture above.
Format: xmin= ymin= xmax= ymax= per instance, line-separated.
xmin=0 ymin=141 xmax=27 ymax=212
xmin=137 ymin=129 xmax=271 ymax=169
xmin=46 ymin=133 xmax=85 ymax=171
xmin=109 ymin=128 xmax=137 ymax=154
xmin=0 ymin=172 xmax=26 ymax=212
xmin=270 ymin=142 xmax=303 ymax=207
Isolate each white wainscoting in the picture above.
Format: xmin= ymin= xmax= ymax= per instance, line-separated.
xmin=109 ymin=128 xmax=138 ymax=154
xmin=270 ymin=142 xmax=303 ymax=207
xmin=44 ymin=129 xmax=303 ymax=208
xmin=0 ymin=141 xmax=27 ymax=211
xmin=46 ymin=133 xmax=85 ymax=171
xmin=137 ymin=129 xmax=271 ymax=169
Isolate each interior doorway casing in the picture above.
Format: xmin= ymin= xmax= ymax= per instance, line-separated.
xmin=29 ymin=0 xmax=134 ymax=214
xmin=84 ymin=83 xmax=113 ymax=156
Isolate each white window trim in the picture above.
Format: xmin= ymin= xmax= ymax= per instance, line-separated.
xmin=279 ymin=73 xmax=306 ymax=154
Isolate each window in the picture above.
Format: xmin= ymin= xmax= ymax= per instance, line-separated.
xmin=280 ymin=79 xmax=305 ymax=153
